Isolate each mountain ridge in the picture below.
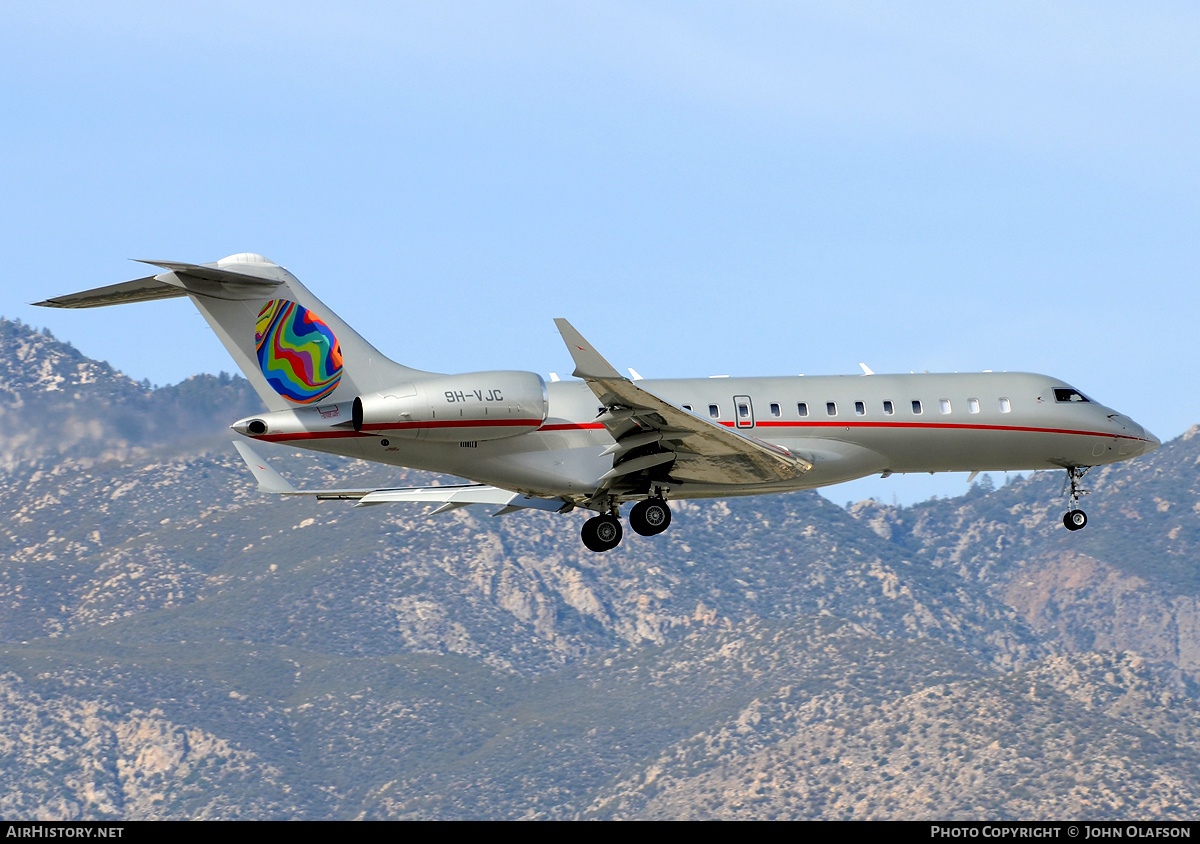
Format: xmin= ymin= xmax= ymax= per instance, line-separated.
xmin=0 ymin=317 xmax=1196 ymax=819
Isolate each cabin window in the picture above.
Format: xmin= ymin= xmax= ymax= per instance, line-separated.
xmin=939 ymin=399 xmax=952 ymax=414
xmin=912 ymin=400 xmax=923 ymax=415
xmin=999 ymin=397 xmax=1011 ymax=413
xmin=738 ymin=402 xmax=750 ymax=418
xmin=826 ymin=402 xmax=837 ymax=416
xmin=682 ymin=404 xmax=692 ymax=412
xmin=709 ymin=404 xmax=720 ymax=418
xmin=797 ymin=402 xmax=809 ymax=417
xmin=770 ymin=403 xmax=781 ymax=417
xmin=854 ymin=401 xmax=865 ymax=416
xmin=967 ymin=398 xmax=980 ymax=414
xmin=1054 ymin=388 xmax=1091 ymax=403
xmin=883 ymin=400 xmax=894 ymax=415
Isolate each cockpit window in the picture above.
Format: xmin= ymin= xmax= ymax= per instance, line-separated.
xmin=1054 ymin=389 xmax=1091 ymax=403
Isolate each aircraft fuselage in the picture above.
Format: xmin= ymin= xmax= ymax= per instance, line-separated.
xmin=251 ymin=371 xmax=1156 ymax=501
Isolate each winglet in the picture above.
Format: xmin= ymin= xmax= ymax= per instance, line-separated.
xmin=232 ymin=441 xmax=298 ymax=494
xmin=553 ymin=318 xmax=624 ymax=381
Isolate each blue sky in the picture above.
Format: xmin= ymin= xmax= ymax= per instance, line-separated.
xmin=3 ymin=2 xmax=1197 ymax=505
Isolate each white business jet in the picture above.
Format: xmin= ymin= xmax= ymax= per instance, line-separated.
xmin=36 ymin=254 xmax=1159 ymax=552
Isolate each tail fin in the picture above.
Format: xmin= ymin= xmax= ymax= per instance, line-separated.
xmin=35 ymin=253 xmax=432 ymax=412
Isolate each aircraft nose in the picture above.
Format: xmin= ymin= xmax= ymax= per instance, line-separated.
xmin=1110 ymin=413 xmax=1159 ymax=457
xmin=1140 ymin=427 xmax=1161 ymax=455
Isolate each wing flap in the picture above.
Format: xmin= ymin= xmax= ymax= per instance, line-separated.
xmin=554 ymin=319 xmax=812 ymax=487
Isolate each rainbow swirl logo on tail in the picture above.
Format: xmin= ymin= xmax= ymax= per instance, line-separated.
xmin=255 ymin=300 xmax=343 ymax=403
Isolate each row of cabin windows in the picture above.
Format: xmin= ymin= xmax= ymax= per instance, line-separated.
xmin=795 ymin=397 xmax=1011 ymax=417
xmin=684 ymin=398 xmax=1014 ymax=419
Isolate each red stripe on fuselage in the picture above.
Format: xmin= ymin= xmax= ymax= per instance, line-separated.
xmin=257 ymin=431 xmax=373 ymax=442
xmin=358 ymin=418 xmax=543 ymax=432
xmin=256 ymin=418 xmax=543 ymax=442
xmin=253 ymin=419 xmax=1149 ymax=444
xmin=739 ymin=419 xmax=1146 ymax=441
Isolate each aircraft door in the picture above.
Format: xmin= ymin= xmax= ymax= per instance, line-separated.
xmin=734 ymin=395 xmax=755 ymax=428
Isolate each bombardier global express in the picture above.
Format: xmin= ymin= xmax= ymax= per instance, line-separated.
xmin=36 ymin=253 xmax=1159 ymax=552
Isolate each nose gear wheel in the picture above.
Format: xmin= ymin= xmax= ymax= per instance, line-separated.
xmin=1062 ymin=467 xmax=1090 ymax=531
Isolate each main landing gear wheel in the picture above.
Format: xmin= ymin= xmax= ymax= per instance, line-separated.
xmin=581 ymin=514 xmax=623 ymax=553
xmin=1062 ymin=467 xmax=1091 ymax=532
xmin=629 ymin=498 xmax=672 ymax=537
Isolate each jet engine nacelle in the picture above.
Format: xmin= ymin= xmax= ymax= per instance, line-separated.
xmin=353 ymin=371 xmax=548 ymax=441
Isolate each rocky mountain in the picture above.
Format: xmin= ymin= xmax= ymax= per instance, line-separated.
xmin=0 ymin=317 xmax=1196 ymax=819
xmin=0 ymin=320 xmax=263 ymax=468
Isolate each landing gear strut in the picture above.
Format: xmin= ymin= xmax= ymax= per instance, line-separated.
xmin=580 ymin=495 xmax=674 ymax=551
xmin=629 ymin=498 xmax=672 ymax=537
xmin=581 ymin=514 xmax=623 ymax=553
xmin=1063 ymin=467 xmax=1090 ymax=531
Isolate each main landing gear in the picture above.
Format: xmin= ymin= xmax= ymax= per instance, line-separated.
xmin=580 ymin=498 xmax=672 ymax=552
xmin=1062 ymin=466 xmax=1090 ymax=531
xmin=629 ymin=498 xmax=672 ymax=537
xmin=581 ymin=514 xmax=623 ymax=553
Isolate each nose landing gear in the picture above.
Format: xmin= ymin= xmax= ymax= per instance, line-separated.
xmin=1063 ymin=509 xmax=1088 ymax=530
xmin=1062 ymin=466 xmax=1090 ymax=531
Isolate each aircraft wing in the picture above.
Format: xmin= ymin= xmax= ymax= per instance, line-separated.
xmin=232 ymin=442 xmax=571 ymax=516
xmin=553 ymin=320 xmax=812 ymax=488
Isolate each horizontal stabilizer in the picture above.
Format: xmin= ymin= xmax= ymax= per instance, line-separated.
xmin=33 ymin=276 xmax=187 ymax=309
xmin=134 ymin=259 xmax=285 ymax=287
xmin=35 ymin=257 xmax=286 ymax=312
